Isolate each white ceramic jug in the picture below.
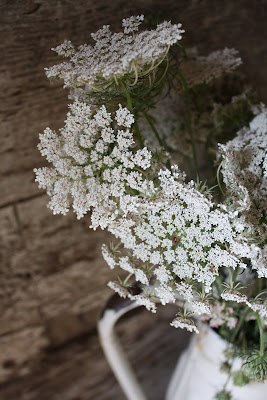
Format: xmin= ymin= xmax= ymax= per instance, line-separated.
xmin=98 ymin=294 xmax=267 ymax=400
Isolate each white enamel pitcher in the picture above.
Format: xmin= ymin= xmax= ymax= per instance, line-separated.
xmin=98 ymin=293 xmax=267 ymax=400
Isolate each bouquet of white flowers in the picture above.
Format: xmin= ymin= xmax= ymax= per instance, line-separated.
xmin=34 ymin=15 xmax=266 ymax=397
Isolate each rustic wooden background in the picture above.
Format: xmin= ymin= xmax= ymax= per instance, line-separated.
xmin=0 ymin=0 xmax=266 ymax=398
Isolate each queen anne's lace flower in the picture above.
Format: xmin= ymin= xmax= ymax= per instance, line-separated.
xmin=34 ymin=100 xmax=153 ymax=227
xmin=102 ymin=244 xmax=117 ymax=269
xmin=219 ymin=106 xmax=267 ymax=278
xmin=221 ymin=289 xmax=248 ymax=304
xmin=179 ymin=48 xmax=242 ymax=88
xmin=107 ymin=167 xmax=249 ymax=298
xmin=45 ymin=16 xmax=184 ymax=90
xmin=155 ymin=284 xmax=176 ymax=305
xmin=170 ymin=314 xmax=199 ymax=333
xmin=35 ymin=97 xmax=265 ymax=330
xmin=246 ymin=301 xmax=267 ymax=318
xmin=191 ymin=300 xmax=211 ymax=315
xmin=128 ymin=293 xmax=157 ymax=313
xmin=107 ymin=281 xmax=128 ymax=298
xmin=175 ymin=282 xmax=194 ymax=302
xmin=36 ymin=16 xmax=266 ymax=338
xmin=115 ymin=104 xmax=135 ymax=127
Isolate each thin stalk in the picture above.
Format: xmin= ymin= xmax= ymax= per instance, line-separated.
xmin=227 ymin=267 xmax=234 ymax=289
xmin=123 ymin=273 xmax=133 ymax=286
xmin=151 ymin=56 xmax=169 ymax=89
xmin=217 ymin=160 xmax=225 ymax=196
xmin=255 ymin=289 xmax=267 ymax=301
xmin=201 ymin=283 xmax=205 ymax=300
xmin=123 ymin=86 xmax=144 ymax=147
xmin=214 ymin=280 xmax=222 ymax=297
xmin=216 ymin=275 xmax=223 ymax=287
xmin=142 ymin=110 xmax=164 ymax=147
xmin=232 ymin=266 xmax=240 ymax=284
xmin=178 ymin=40 xmax=188 ymax=59
xmin=231 ymin=306 xmax=250 ymax=343
xmin=222 ymin=360 xmax=233 ymax=392
xmin=149 ymin=279 xmax=159 ymax=296
xmin=183 ymin=300 xmax=188 ymax=317
xmin=175 ymin=69 xmax=199 ymax=177
xmin=256 ymin=314 xmax=264 ymax=356
xmin=113 ymin=75 xmax=119 ymax=86
xmin=113 ymin=241 xmax=122 ymax=251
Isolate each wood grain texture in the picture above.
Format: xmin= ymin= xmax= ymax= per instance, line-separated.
xmin=0 ymin=0 xmax=266 ymax=390
xmin=0 ymin=305 xmax=191 ymax=400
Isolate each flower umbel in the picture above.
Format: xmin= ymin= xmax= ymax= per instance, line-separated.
xmin=45 ymin=15 xmax=184 ymax=96
xmin=35 ymin=14 xmax=267 ymax=389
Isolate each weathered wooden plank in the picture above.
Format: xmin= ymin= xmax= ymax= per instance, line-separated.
xmin=0 ymin=305 xmax=190 ymax=400
xmin=0 ymin=0 xmax=266 ymax=391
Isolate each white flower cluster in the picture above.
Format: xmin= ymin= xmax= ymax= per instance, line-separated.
xmin=35 ymin=98 xmax=258 ymax=330
xmin=248 ymin=301 xmax=267 ymax=319
xmin=35 ymin=100 xmax=264 ymax=329
xmin=219 ymin=105 xmax=267 ymax=278
xmin=128 ymin=293 xmax=157 ymax=313
xmin=107 ymin=281 xmax=128 ymax=298
xmin=45 ymin=15 xmax=184 ymax=89
xmin=36 ymin=16 xmax=266 ymax=337
xmin=221 ymin=289 xmax=248 ymax=304
xmin=104 ymin=166 xmax=257 ymax=316
xmin=179 ymin=47 xmax=242 ymax=88
xmin=34 ymin=100 xmax=153 ymax=228
xmin=170 ymin=314 xmax=199 ymax=333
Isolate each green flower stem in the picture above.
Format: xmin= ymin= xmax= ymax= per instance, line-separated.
xmin=230 ymin=307 xmax=250 ymax=343
xmin=123 ymin=86 xmax=144 ymax=147
xmin=175 ymin=69 xmax=199 ymax=177
xmin=227 ymin=267 xmax=234 ymax=289
xmin=190 ymin=87 xmax=201 ymax=112
xmin=201 ymin=283 xmax=205 ymax=300
xmin=257 ymin=279 xmax=264 ymax=298
xmin=232 ymin=266 xmax=240 ymax=285
xmin=178 ymin=40 xmax=188 ymax=59
xmin=183 ymin=300 xmax=188 ymax=317
xmin=123 ymin=273 xmax=133 ymax=286
xmin=142 ymin=109 xmax=164 ymax=147
xmin=149 ymin=279 xmax=159 ymax=296
xmin=113 ymin=241 xmax=122 ymax=251
xmin=217 ymin=161 xmax=226 ymax=197
xmin=214 ymin=280 xmax=222 ymax=297
xmin=256 ymin=314 xmax=264 ymax=357
xmin=216 ymin=275 xmax=223 ymax=287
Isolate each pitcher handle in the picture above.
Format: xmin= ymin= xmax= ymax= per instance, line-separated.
xmin=98 ymin=291 xmax=147 ymax=400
